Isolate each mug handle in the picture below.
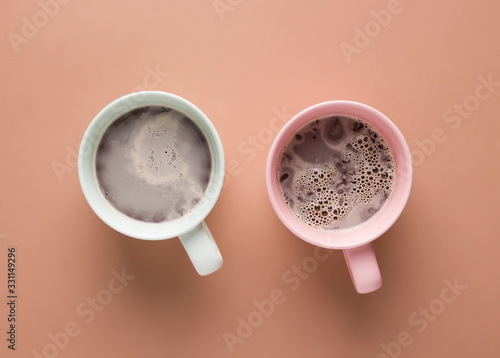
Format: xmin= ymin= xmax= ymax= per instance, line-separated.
xmin=178 ymin=221 xmax=223 ymax=276
xmin=343 ymin=243 xmax=382 ymax=294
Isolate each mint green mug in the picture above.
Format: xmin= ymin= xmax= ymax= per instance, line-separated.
xmin=78 ymin=92 xmax=224 ymax=275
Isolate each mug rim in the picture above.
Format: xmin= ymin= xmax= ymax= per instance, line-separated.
xmin=78 ymin=91 xmax=225 ymax=240
xmin=266 ymin=100 xmax=412 ymax=249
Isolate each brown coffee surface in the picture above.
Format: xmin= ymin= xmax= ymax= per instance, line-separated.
xmin=278 ymin=115 xmax=395 ymax=230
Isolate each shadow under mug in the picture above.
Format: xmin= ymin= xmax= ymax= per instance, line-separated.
xmin=78 ymin=91 xmax=224 ymax=276
xmin=266 ymin=101 xmax=412 ymax=293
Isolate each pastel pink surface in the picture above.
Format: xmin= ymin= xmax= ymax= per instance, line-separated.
xmin=2 ymin=1 xmax=500 ymax=356
xmin=266 ymin=101 xmax=413 ymax=249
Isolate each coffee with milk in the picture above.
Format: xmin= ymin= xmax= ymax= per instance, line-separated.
xmin=278 ymin=115 xmax=395 ymax=230
xmin=95 ymin=105 xmax=213 ymax=223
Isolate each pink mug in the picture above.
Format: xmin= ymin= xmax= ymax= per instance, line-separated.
xmin=266 ymin=101 xmax=412 ymax=293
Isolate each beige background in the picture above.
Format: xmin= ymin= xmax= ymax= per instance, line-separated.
xmin=1 ymin=0 xmax=500 ymax=357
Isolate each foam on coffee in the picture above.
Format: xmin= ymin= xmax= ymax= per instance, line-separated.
xmin=95 ymin=105 xmax=212 ymax=223
xmin=278 ymin=115 xmax=395 ymax=230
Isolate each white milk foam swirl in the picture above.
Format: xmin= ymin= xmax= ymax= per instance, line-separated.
xmin=95 ymin=106 xmax=213 ymax=223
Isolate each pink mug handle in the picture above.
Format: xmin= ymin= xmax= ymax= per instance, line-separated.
xmin=343 ymin=243 xmax=382 ymax=294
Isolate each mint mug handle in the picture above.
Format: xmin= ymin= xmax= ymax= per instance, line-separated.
xmin=179 ymin=221 xmax=223 ymax=276
xmin=343 ymin=243 xmax=382 ymax=293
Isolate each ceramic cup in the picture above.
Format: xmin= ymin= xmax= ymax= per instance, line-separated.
xmin=78 ymin=91 xmax=224 ymax=276
xmin=266 ymin=101 xmax=412 ymax=293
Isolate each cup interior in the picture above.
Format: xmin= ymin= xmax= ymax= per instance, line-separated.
xmin=78 ymin=91 xmax=225 ymax=240
xmin=266 ymin=101 xmax=412 ymax=249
